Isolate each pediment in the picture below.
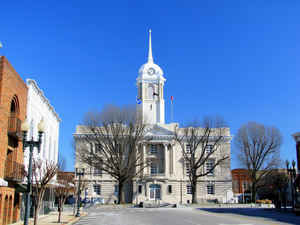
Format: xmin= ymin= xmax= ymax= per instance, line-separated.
xmin=145 ymin=124 xmax=174 ymax=136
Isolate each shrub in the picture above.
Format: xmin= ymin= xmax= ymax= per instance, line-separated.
xmin=256 ymin=199 xmax=272 ymax=204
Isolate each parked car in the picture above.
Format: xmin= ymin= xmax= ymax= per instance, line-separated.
xmin=81 ymin=198 xmax=91 ymax=204
xmin=92 ymin=197 xmax=104 ymax=204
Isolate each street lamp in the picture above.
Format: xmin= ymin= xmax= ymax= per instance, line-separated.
xmin=75 ymin=168 xmax=85 ymax=217
xmin=286 ymin=160 xmax=297 ymax=209
xmin=21 ymin=118 xmax=45 ymax=225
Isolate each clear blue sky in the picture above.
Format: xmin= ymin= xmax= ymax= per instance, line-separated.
xmin=1 ymin=1 xmax=299 ymax=171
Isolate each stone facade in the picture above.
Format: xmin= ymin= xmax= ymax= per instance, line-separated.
xmin=0 ymin=56 xmax=28 ymax=224
xmin=75 ymin=124 xmax=232 ymax=204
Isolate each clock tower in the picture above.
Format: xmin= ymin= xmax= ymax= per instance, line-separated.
xmin=137 ymin=30 xmax=166 ymax=124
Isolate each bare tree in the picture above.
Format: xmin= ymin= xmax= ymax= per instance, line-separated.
xmin=31 ymin=158 xmax=59 ymax=225
xmin=234 ymin=122 xmax=282 ymax=202
xmin=174 ymin=117 xmax=230 ymax=204
xmin=75 ymin=105 xmax=150 ymax=204
xmin=55 ymin=171 xmax=75 ymax=223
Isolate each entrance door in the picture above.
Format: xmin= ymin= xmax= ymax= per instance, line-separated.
xmin=149 ymin=184 xmax=161 ymax=200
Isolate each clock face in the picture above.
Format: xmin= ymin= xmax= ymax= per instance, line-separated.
xmin=147 ymin=68 xmax=155 ymax=75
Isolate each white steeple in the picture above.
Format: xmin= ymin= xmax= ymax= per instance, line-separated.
xmin=148 ymin=29 xmax=153 ymax=63
xmin=136 ymin=30 xmax=166 ymax=124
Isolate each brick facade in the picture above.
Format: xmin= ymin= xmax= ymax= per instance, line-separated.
xmin=0 ymin=56 xmax=28 ymax=224
xmin=231 ymin=169 xmax=251 ymax=194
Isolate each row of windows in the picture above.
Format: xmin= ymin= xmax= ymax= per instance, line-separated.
xmin=150 ymin=144 xmax=214 ymax=155
xmin=185 ymin=144 xmax=214 ymax=154
xmin=93 ymin=184 xmax=215 ymax=196
xmin=185 ymin=159 xmax=215 ymax=176
xmin=93 ymin=184 xmax=119 ymax=195
xmin=91 ymin=143 xmax=215 ymax=156
xmin=149 ymin=160 xmax=216 ymax=176
xmin=186 ymin=184 xmax=215 ymax=195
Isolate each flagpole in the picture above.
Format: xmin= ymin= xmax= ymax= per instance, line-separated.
xmin=171 ymin=96 xmax=174 ymax=123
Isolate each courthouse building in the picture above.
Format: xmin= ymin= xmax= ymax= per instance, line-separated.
xmin=74 ymin=31 xmax=233 ymax=204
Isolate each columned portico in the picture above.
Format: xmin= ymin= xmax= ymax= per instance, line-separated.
xmin=164 ymin=144 xmax=169 ymax=176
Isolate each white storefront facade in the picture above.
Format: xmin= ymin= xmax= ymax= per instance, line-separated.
xmin=25 ymin=79 xmax=61 ymax=171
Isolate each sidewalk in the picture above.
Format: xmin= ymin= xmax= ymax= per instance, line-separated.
xmin=12 ymin=210 xmax=87 ymax=225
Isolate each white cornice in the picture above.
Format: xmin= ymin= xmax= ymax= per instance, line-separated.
xmin=26 ymin=79 xmax=61 ymax=122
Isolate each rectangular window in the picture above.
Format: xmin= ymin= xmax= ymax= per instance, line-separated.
xmin=139 ymin=83 xmax=143 ymax=99
xmin=150 ymin=162 xmax=158 ymax=174
xmin=94 ymin=168 xmax=102 ymax=176
xmin=187 ymin=185 xmax=192 ymax=194
xmin=93 ymin=185 xmax=101 ymax=195
xmin=205 ymin=145 xmax=214 ymax=154
xmin=138 ymin=185 xmax=142 ymax=194
xmin=206 ymin=159 xmax=215 ymax=176
xmin=186 ymin=162 xmax=191 ymax=175
xmin=168 ymin=185 xmax=172 ymax=194
xmin=207 ymin=183 xmax=215 ymax=195
xmin=185 ymin=144 xmax=191 ymax=154
xmin=95 ymin=144 xmax=102 ymax=153
xmin=150 ymin=145 xmax=157 ymax=154
xmin=114 ymin=185 xmax=119 ymax=194
xmin=90 ymin=143 xmax=94 ymax=153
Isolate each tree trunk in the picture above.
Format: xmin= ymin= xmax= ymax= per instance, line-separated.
xmin=251 ymin=183 xmax=256 ymax=203
xmin=33 ymin=204 xmax=39 ymax=225
xmin=118 ymin=182 xmax=124 ymax=204
xmin=191 ymin=178 xmax=197 ymax=204
xmin=58 ymin=198 xmax=62 ymax=223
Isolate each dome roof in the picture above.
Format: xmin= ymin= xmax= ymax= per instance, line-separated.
xmin=138 ymin=62 xmax=164 ymax=77
xmin=137 ymin=30 xmax=165 ymax=82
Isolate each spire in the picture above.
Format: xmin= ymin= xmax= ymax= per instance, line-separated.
xmin=148 ymin=29 xmax=153 ymax=63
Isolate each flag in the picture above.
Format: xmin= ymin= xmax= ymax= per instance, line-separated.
xmin=171 ymin=96 xmax=174 ymax=103
xmin=136 ymin=97 xmax=142 ymax=104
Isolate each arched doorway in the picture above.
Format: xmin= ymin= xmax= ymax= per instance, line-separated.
xmin=0 ymin=194 xmax=2 ymax=224
xmin=8 ymin=196 xmax=12 ymax=224
xmin=3 ymin=195 xmax=8 ymax=225
xmin=13 ymin=193 xmax=20 ymax=223
xmin=149 ymin=184 xmax=161 ymax=200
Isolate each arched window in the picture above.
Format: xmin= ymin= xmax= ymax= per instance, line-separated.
xmin=48 ymin=137 xmax=52 ymax=160
xmin=30 ymin=119 xmax=34 ymax=139
xmin=43 ymin=133 xmax=47 ymax=158
xmin=148 ymin=84 xmax=154 ymax=99
xmin=10 ymin=95 xmax=20 ymax=116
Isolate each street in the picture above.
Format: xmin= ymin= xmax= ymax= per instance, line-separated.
xmin=74 ymin=207 xmax=299 ymax=225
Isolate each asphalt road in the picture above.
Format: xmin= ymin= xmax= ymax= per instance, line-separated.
xmin=74 ymin=207 xmax=299 ymax=225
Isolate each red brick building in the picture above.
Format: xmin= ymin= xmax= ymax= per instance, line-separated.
xmin=0 ymin=56 xmax=28 ymax=224
xmin=292 ymin=132 xmax=300 ymax=193
xmin=231 ymin=168 xmax=252 ymax=202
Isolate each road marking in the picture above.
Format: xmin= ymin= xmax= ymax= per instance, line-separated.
xmin=219 ymin=224 xmax=253 ymax=225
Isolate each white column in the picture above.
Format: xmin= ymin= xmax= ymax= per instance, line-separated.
xmin=172 ymin=145 xmax=176 ymax=176
xmin=143 ymin=144 xmax=147 ymax=175
xmin=164 ymin=144 xmax=169 ymax=176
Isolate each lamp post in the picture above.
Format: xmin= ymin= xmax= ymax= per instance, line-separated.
xmin=21 ymin=118 xmax=45 ymax=225
xmin=286 ymin=160 xmax=297 ymax=209
xmin=75 ymin=168 xmax=85 ymax=217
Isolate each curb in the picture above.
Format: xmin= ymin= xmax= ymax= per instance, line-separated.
xmin=65 ymin=213 xmax=87 ymax=225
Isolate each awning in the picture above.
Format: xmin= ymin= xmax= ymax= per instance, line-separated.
xmin=0 ymin=178 xmax=8 ymax=187
xmin=295 ymin=174 xmax=300 ymax=187
xmin=15 ymin=183 xmax=27 ymax=193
